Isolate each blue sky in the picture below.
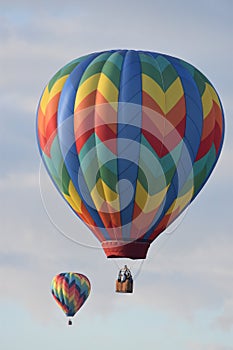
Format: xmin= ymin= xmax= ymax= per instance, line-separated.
xmin=0 ymin=1 xmax=233 ymax=349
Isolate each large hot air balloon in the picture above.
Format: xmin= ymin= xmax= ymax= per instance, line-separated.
xmin=51 ymin=272 xmax=91 ymax=324
xmin=37 ymin=50 xmax=224 ymax=261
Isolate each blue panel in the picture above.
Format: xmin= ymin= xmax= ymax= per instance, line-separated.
xmin=58 ymin=52 xmax=100 ymax=124
xmin=117 ymin=51 xmax=142 ymax=239
xmin=57 ymin=52 xmax=110 ymax=234
xmin=144 ymin=56 xmax=204 ymax=240
xmin=118 ymin=51 xmax=143 ymax=105
xmin=166 ymin=56 xmax=203 ymax=152
xmin=184 ymin=114 xmax=202 ymax=161
xmin=144 ymin=51 xmax=159 ymax=59
xmin=118 ymin=124 xmax=141 ymax=142
xmin=117 ymin=159 xmax=138 ymax=226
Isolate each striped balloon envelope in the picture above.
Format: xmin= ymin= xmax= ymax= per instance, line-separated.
xmin=51 ymin=272 xmax=91 ymax=323
xmin=37 ymin=50 xmax=224 ymax=259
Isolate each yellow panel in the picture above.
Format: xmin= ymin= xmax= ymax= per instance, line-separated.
xmin=135 ymin=181 xmax=168 ymax=213
xmin=135 ymin=180 xmax=147 ymax=210
xmin=165 ymin=78 xmax=183 ymax=113
xmin=101 ymin=180 xmax=120 ymax=211
xmin=91 ymin=178 xmax=120 ymax=211
xmin=56 ymin=282 xmax=63 ymax=294
xmin=166 ymin=186 xmax=194 ymax=215
xmin=97 ymin=73 xmax=119 ymax=108
xmin=142 ymin=74 xmax=165 ymax=113
xmin=48 ymin=76 xmax=68 ymax=103
xmin=68 ymin=181 xmax=82 ymax=212
xmin=63 ymin=181 xmax=83 ymax=215
xmin=74 ymin=73 xmax=101 ymax=110
xmin=63 ymin=193 xmax=81 ymax=214
xmin=202 ymin=84 xmax=213 ymax=118
xmin=69 ymin=294 xmax=77 ymax=303
xmin=40 ymin=86 xmax=50 ymax=115
xmin=206 ymin=83 xmax=221 ymax=108
xmin=90 ymin=179 xmax=105 ymax=211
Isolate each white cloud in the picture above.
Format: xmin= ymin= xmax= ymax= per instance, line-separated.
xmin=213 ymin=299 xmax=233 ymax=332
xmin=0 ymin=172 xmax=37 ymax=190
xmin=188 ymin=343 xmax=233 ymax=350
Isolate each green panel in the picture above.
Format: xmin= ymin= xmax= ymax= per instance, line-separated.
xmin=155 ymin=55 xmax=171 ymax=72
xmin=61 ymin=163 xmax=71 ymax=195
xmin=95 ymin=140 xmax=118 ymax=175
xmin=102 ymin=61 xmax=121 ymax=88
xmin=178 ymin=177 xmax=194 ymax=197
xmin=137 ymin=166 xmax=148 ymax=192
xmin=81 ymin=156 xmax=100 ymax=190
xmin=42 ymin=144 xmax=71 ymax=196
xmin=193 ymin=145 xmax=216 ymax=195
xmin=97 ymin=161 xmax=118 ymax=192
xmin=107 ymin=52 xmax=124 ymax=70
xmin=101 ymin=61 xmax=121 ymax=87
xmin=79 ymin=134 xmax=96 ymax=162
xmin=79 ymin=52 xmax=113 ymax=85
xmin=140 ymin=135 xmax=181 ymax=185
xmin=205 ymin=145 xmax=216 ymax=174
xmin=48 ymin=56 xmax=88 ymax=91
xmin=79 ymin=61 xmax=108 ymax=84
xmin=193 ymin=69 xmax=206 ymax=96
xmin=161 ymin=64 xmax=179 ymax=91
xmin=140 ymin=61 xmax=164 ymax=89
xmin=138 ymin=158 xmax=167 ymax=195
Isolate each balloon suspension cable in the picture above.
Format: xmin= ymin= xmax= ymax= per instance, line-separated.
xmin=39 ymin=161 xmax=100 ymax=251
xmin=112 ymin=259 xmax=144 ymax=280
xmin=133 ymin=260 xmax=144 ymax=280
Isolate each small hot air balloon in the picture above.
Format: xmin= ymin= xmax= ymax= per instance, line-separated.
xmin=51 ymin=272 xmax=91 ymax=325
xmin=37 ymin=50 xmax=224 ymax=285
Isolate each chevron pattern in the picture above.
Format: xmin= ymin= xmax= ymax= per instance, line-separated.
xmin=51 ymin=272 xmax=91 ymax=317
xmin=37 ymin=50 xmax=224 ymax=257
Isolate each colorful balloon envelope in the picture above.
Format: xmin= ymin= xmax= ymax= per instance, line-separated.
xmin=37 ymin=50 xmax=224 ymax=259
xmin=51 ymin=272 xmax=91 ymax=322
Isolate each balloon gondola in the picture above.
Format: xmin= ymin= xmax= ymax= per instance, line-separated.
xmin=116 ymin=265 xmax=133 ymax=293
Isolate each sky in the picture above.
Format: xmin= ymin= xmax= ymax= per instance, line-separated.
xmin=0 ymin=0 xmax=233 ymax=349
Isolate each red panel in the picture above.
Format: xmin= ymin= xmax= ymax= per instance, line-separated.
xmin=102 ymin=240 xmax=150 ymax=259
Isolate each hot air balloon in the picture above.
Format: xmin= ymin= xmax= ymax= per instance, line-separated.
xmin=51 ymin=272 xmax=91 ymax=325
xmin=37 ymin=50 xmax=224 ymax=270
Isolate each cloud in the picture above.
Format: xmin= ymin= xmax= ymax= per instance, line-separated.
xmin=188 ymin=343 xmax=233 ymax=350
xmin=1 ymin=0 xmax=232 ymax=69
xmin=213 ymin=299 xmax=233 ymax=332
xmin=132 ymin=231 xmax=233 ymax=318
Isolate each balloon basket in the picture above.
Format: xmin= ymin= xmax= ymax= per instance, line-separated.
xmin=68 ymin=319 xmax=72 ymax=326
xmin=116 ymin=279 xmax=133 ymax=293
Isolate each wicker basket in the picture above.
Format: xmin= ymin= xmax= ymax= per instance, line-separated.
xmin=116 ymin=279 xmax=133 ymax=293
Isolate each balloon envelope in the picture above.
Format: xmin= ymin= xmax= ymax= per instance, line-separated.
xmin=37 ymin=50 xmax=224 ymax=259
xmin=51 ymin=272 xmax=91 ymax=317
